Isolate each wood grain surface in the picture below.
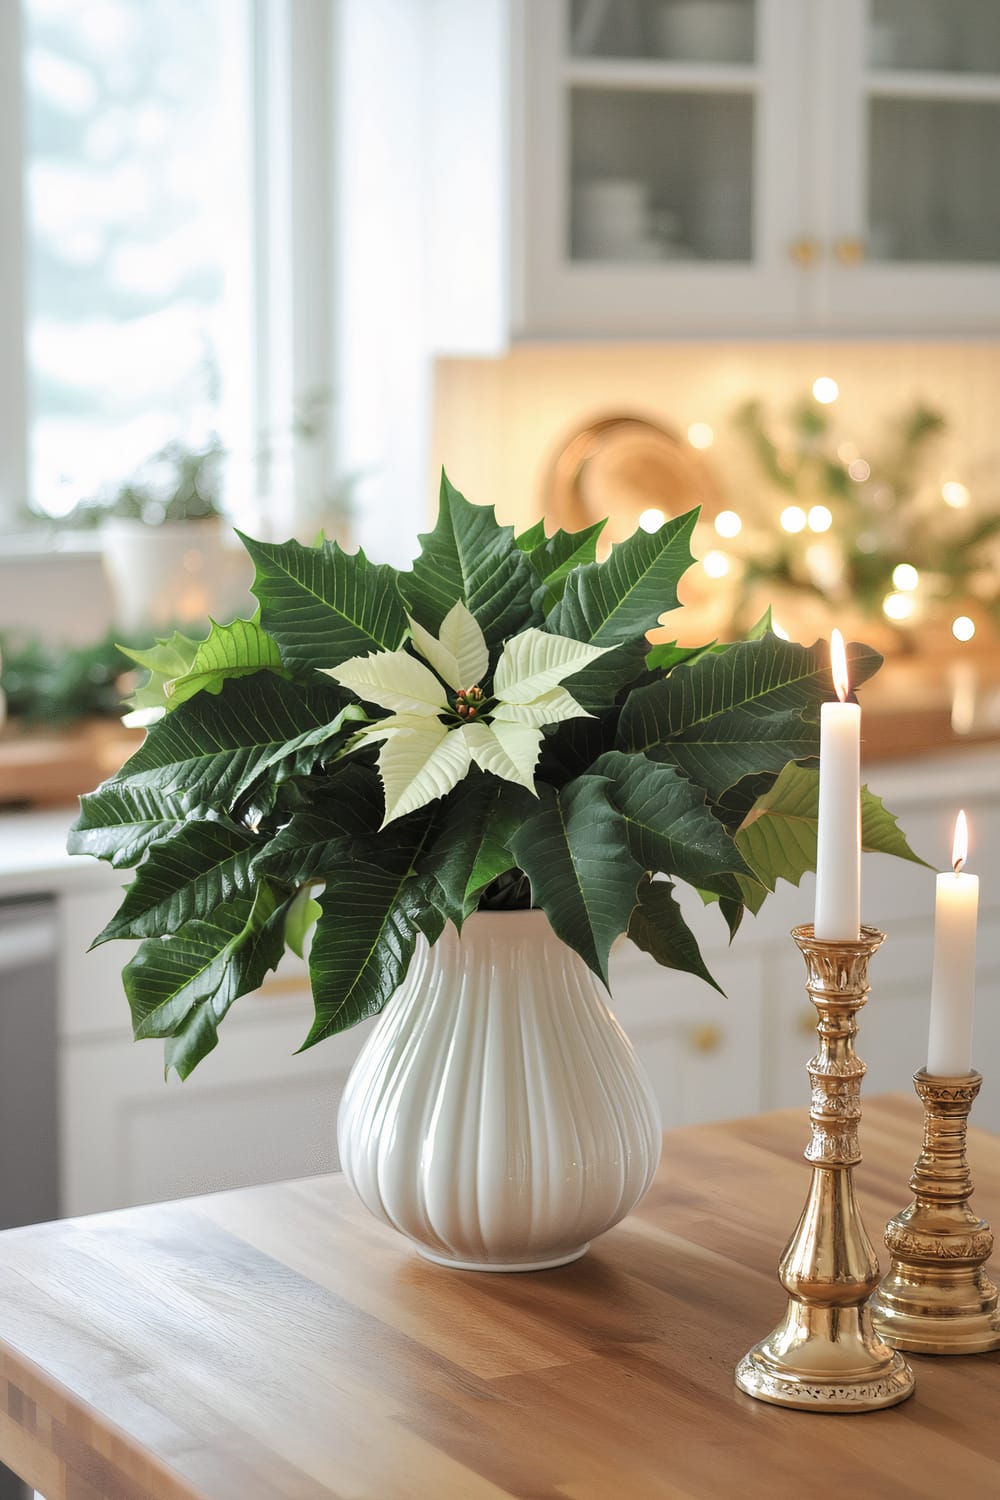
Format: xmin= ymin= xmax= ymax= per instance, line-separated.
xmin=0 ymin=1096 xmax=998 ymax=1500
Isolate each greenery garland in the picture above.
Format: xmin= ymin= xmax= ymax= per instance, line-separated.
xmin=727 ymin=396 xmax=1000 ymax=638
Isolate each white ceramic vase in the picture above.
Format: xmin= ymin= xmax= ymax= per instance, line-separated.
xmin=337 ymin=908 xmax=662 ymax=1271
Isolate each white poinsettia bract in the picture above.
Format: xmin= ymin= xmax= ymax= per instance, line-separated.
xmin=327 ymin=601 xmax=612 ymax=825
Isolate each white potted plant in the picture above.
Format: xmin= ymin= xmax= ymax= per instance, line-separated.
xmin=96 ymin=437 xmax=230 ymax=634
xmin=70 ymin=475 xmax=924 ymax=1270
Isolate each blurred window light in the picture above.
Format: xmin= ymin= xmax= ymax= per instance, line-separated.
xmin=23 ymin=0 xmax=253 ymax=518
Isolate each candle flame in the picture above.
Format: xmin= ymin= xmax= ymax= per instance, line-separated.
xmin=830 ymin=628 xmax=849 ymax=703
xmin=952 ymin=809 xmax=969 ymax=874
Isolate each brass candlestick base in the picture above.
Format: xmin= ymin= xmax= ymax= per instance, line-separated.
xmin=870 ymin=1070 xmax=1000 ymax=1355
xmin=735 ymin=925 xmax=915 ymax=1412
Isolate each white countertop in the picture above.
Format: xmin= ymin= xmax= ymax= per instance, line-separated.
xmin=0 ymin=808 xmax=122 ymax=899
xmin=0 ymin=744 xmax=995 ymax=902
xmin=866 ymin=743 xmax=1000 ymax=805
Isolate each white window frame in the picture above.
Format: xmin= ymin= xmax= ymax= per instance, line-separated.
xmin=0 ymin=2 xmax=27 ymax=530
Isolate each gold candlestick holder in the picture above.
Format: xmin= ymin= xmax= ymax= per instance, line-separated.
xmin=735 ymin=924 xmax=915 ymax=1412
xmin=870 ymin=1069 xmax=1000 ymax=1354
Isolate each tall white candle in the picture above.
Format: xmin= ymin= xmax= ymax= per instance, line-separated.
xmin=814 ymin=629 xmax=861 ymax=940
xmin=926 ymin=810 xmax=979 ymax=1077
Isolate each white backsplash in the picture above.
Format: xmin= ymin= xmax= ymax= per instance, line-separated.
xmin=431 ymin=340 xmax=1000 ymax=532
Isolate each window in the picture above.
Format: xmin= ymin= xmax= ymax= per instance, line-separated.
xmin=22 ymin=0 xmax=253 ymax=519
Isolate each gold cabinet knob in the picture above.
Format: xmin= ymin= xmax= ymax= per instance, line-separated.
xmin=788 ymin=236 xmax=820 ymax=267
xmin=834 ymin=236 xmax=865 ymax=266
xmin=689 ymin=1023 xmax=723 ymax=1055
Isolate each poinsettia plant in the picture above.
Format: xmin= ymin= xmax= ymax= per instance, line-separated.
xmin=70 ymin=475 xmax=925 ymax=1077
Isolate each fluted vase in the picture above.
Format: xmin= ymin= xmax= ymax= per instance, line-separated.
xmin=336 ymin=908 xmax=662 ymax=1271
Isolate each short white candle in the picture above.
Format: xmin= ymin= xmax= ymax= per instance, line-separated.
xmin=926 ymin=810 xmax=979 ymax=1077
xmin=814 ymin=629 xmax=861 ymax=940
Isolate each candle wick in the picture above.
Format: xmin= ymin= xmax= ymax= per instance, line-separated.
xmin=953 ymin=857 xmax=965 ymax=876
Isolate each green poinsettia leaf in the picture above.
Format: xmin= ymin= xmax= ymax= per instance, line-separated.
xmin=416 ymin=776 xmax=535 ymax=928
xmin=661 ymin=710 xmax=820 ymax=801
xmin=250 ymin=702 xmax=369 ymax=786
xmin=644 ymin=639 xmax=716 ymax=674
xmin=736 ymin=761 xmax=932 ymax=894
xmin=118 ymin=631 xmax=200 ymax=682
xmin=521 ymin=519 xmax=608 ymax=610
xmin=556 ymin=637 xmax=652 ymax=715
xmin=711 ymin=770 xmax=782 ymax=834
xmin=591 ymin=749 xmax=752 ymax=890
xmin=734 ymin=874 xmax=770 ymax=916
xmin=546 ymin=508 xmax=698 ymax=645
xmin=95 ymin=818 xmax=264 ymax=944
xmin=508 ymin=776 xmax=642 ymax=985
xmin=166 ymin=614 xmax=290 ymax=708
xmin=252 ymin=763 xmax=387 ymax=887
xmin=119 ymin=631 xmax=200 ymax=714
xmin=617 ymin=635 xmax=882 ymax=800
xmin=125 ymin=880 xmax=290 ymax=1072
xmin=463 ymin=782 xmax=538 ymax=908
xmin=284 ymin=886 xmax=322 ymax=959
xmin=240 ymin=532 xmax=408 ymax=670
xmin=859 ymin=785 xmax=934 ymax=867
xmin=400 ymin=471 xmax=538 ymax=651
xmin=107 ymin=674 xmax=349 ymax=812
xmin=744 ymin=607 xmax=774 ymax=641
xmin=69 ymin=783 xmax=192 ymax=868
xmin=627 ymin=876 xmax=723 ymax=994
xmin=302 ymin=849 xmax=432 ymax=1049
xmin=515 ymin=520 xmax=547 ymax=552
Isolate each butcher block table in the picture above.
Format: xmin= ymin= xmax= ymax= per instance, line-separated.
xmin=0 ymin=1098 xmax=998 ymax=1500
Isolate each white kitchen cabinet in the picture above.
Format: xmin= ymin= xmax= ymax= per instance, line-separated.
xmin=57 ymin=886 xmax=378 ymax=1215
xmin=13 ymin=742 xmax=996 ymax=1222
xmin=60 ymin=980 xmax=376 ymax=1216
xmin=517 ymin=0 xmax=808 ymax=336
xmin=814 ymin=0 xmax=1000 ymax=333
xmin=420 ymin=0 xmax=1000 ymax=343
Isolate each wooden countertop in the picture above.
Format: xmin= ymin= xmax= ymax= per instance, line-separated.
xmin=0 ymin=1098 xmax=997 ymax=1499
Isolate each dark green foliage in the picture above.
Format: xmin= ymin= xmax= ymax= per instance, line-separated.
xmin=69 ymin=472 xmax=921 ymax=1078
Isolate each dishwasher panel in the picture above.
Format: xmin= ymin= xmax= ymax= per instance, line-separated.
xmin=0 ymin=898 xmax=58 ymax=1228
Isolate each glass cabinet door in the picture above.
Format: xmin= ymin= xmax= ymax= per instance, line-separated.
xmin=517 ymin=0 xmax=807 ymax=337
xmin=567 ymin=0 xmax=756 ymax=266
xmin=820 ymin=0 xmax=1000 ymax=330
xmin=867 ymin=0 xmax=1000 ymax=264
xmin=568 ymin=86 xmax=754 ymax=265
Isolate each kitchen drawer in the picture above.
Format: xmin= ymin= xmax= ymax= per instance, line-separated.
xmin=611 ymin=940 xmax=764 ymax=1129
xmin=61 ymin=1009 xmax=375 ymax=1216
xmin=59 ymin=885 xmax=313 ymax=1040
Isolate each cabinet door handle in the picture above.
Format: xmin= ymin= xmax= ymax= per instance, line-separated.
xmin=834 ymin=236 xmax=866 ymax=266
xmin=689 ymin=1023 xmax=723 ymax=1055
xmin=788 ymin=236 xmax=820 ymax=267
